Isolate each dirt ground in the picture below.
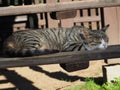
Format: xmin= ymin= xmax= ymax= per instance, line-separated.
xmin=0 ymin=60 xmax=106 ymax=90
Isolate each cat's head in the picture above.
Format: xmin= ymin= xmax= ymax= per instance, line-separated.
xmin=80 ymin=24 xmax=109 ymax=51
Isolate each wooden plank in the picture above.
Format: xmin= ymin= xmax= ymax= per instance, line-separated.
xmin=56 ymin=0 xmax=77 ymax=20
xmin=104 ymin=7 xmax=120 ymax=64
xmin=83 ymin=9 xmax=89 ymax=28
xmin=0 ymin=45 xmax=119 ymax=68
xmin=104 ymin=7 xmax=119 ymax=45
xmin=74 ymin=10 xmax=81 ymax=25
xmin=0 ymin=1 xmax=120 ymax=16
xmin=55 ymin=10 xmax=77 ymax=19
xmin=73 ymin=16 xmax=101 ymax=23
xmin=34 ymin=0 xmax=46 ymax=28
xmin=60 ymin=62 xmax=89 ymax=72
xmin=91 ymin=9 xmax=97 ymax=29
xmin=117 ymin=7 xmax=120 ymax=44
xmin=60 ymin=0 xmax=74 ymax=27
xmin=47 ymin=0 xmax=60 ymax=28
xmin=98 ymin=8 xmax=102 ymax=29
xmin=13 ymin=23 xmax=26 ymax=31
xmin=14 ymin=15 xmax=27 ymax=22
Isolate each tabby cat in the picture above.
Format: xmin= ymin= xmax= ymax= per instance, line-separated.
xmin=3 ymin=25 xmax=109 ymax=57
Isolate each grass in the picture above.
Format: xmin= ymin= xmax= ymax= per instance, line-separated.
xmin=68 ymin=78 xmax=120 ymax=90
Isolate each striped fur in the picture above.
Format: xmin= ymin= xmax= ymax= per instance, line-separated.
xmin=3 ymin=25 xmax=109 ymax=57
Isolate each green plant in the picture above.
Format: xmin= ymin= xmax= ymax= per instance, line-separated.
xmin=68 ymin=78 xmax=120 ymax=90
xmin=16 ymin=88 xmax=19 ymax=90
xmin=102 ymin=78 xmax=120 ymax=90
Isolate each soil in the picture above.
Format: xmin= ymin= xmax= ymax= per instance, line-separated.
xmin=0 ymin=60 xmax=106 ymax=90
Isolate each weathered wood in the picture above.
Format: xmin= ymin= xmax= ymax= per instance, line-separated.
xmin=60 ymin=62 xmax=89 ymax=72
xmin=0 ymin=0 xmax=120 ymax=16
xmin=55 ymin=10 xmax=77 ymax=19
xmin=73 ymin=16 xmax=101 ymax=23
xmin=0 ymin=45 xmax=120 ymax=68
xmin=104 ymin=7 xmax=120 ymax=64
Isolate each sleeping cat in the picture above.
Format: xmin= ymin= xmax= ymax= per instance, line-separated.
xmin=3 ymin=25 xmax=109 ymax=57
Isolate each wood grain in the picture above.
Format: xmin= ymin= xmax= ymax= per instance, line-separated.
xmin=0 ymin=45 xmax=120 ymax=68
xmin=0 ymin=0 xmax=120 ymax=16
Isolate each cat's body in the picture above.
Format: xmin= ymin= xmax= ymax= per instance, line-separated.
xmin=3 ymin=25 xmax=109 ymax=57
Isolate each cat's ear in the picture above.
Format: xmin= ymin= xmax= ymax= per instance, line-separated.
xmin=101 ymin=24 xmax=110 ymax=32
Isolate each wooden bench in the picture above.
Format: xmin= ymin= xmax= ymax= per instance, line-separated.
xmin=0 ymin=45 xmax=120 ymax=68
xmin=0 ymin=0 xmax=120 ymax=72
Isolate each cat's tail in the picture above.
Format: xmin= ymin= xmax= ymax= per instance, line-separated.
xmin=3 ymin=41 xmax=59 ymax=57
xmin=3 ymin=47 xmax=59 ymax=57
